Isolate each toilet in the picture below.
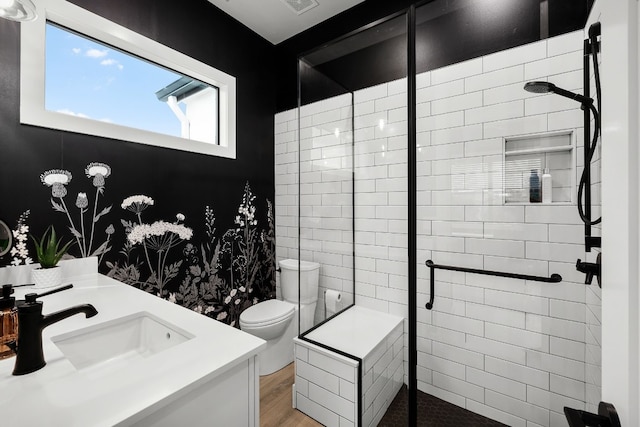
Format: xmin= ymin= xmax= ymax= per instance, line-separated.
xmin=240 ymin=259 xmax=320 ymax=376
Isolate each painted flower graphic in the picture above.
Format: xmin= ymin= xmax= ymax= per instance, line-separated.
xmin=41 ymin=164 xmax=113 ymax=262
xmin=125 ymin=216 xmax=193 ymax=296
xmin=40 ymin=169 xmax=72 ymax=198
xmin=105 ymin=181 xmax=275 ymax=329
xmin=75 ymin=192 xmax=88 ymax=209
xmin=121 ymin=195 xmax=154 ymax=214
xmin=85 ymin=162 xmax=111 ymax=188
xmin=9 ymin=210 xmax=32 ymax=266
xmin=127 ymin=221 xmax=193 ymax=246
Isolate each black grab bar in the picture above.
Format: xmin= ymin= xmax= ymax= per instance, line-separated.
xmin=424 ymin=260 xmax=562 ymax=310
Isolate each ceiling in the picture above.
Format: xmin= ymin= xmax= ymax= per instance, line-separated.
xmin=206 ymin=0 xmax=366 ymax=45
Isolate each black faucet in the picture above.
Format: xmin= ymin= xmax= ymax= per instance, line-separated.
xmin=576 ymin=252 xmax=602 ymax=287
xmin=12 ymin=286 xmax=98 ymax=375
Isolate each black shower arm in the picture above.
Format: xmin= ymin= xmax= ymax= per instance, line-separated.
xmin=424 ymin=260 xmax=562 ymax=310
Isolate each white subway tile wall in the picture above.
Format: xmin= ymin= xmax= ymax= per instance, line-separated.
xmin=275 ymin=30 xmax=601 ymax=427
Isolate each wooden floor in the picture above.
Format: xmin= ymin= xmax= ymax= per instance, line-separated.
xmin=260 ymin=362 xmax=323 ymax=427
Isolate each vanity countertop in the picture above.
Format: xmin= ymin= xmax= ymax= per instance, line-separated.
xmin=0 ymin=273 xmax=266 ymax=426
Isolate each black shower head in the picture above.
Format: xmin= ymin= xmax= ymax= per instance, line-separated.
xmin=524 ymin=81 xmax=554 ymax=93
xmin=524 ymin=81 xmax=593 ymax=105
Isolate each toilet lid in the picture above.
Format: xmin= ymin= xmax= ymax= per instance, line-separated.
xmin=240 ymin=299 xmax=295 ymax=327
xmin=279 ymin=259 xmax=320 ymax=272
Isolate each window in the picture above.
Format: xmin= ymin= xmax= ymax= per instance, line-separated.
xmin=21 ymin=0 xmax=236 ymax=158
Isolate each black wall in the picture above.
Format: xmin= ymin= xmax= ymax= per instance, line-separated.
xmin=275 ymin=0 xmax=594 ymax=112
xmin=0 ymin=0 xmax=276 ymax=325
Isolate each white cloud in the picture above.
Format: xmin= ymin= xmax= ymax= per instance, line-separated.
xmin=100 ymin=58 xmax=123 ymax=70
xmin=86 ymin=48 xmax=108 ymax=58
xmin=72 ymin=48 xmax=81 ymax=54
xmin=57 ymin=109 xmax=90 ymax=119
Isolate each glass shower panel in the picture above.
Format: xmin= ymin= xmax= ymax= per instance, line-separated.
xmin=297 ymin=14 xmax=409 ymax=337
xmin=415 ymin=2 xmax=592 ymax=425
xmin=297 ymin=47 xmax=355 ymax=335
xmin=297 ymin=13 xmax=409 ymax=425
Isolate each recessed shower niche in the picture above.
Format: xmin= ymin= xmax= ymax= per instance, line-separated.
xmin=503 ymin=131 xmax=576 ymax=204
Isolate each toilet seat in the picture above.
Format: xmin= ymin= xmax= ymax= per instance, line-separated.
xmin=240 ymin=299 xmax=295 ymax=328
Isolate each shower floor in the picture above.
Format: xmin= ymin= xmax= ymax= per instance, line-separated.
xmin=378 ymin=385 xmax=508 ymax=427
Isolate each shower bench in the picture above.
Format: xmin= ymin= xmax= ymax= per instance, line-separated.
xmin=293 ymin=306 xmax=404 ymax=427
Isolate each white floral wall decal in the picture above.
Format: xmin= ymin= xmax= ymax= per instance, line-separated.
xmin=10 ymin=210 xmax=32 ymax=266
xmin=42 ymin=163 xmax=113 ymax=262
xmin=23 ymin=163 xmax=275 ymax=328
xmin=108 ymin=196 xmax=192 ymax=298
xmin=175 ymin=182 xmax=276 ymax=327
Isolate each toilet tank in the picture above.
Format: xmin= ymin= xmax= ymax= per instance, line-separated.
xmin=279 ymin=259 xmax=320 ymax=304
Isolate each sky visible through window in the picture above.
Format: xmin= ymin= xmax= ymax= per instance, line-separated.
xmin=45 ymin=23 xmax=183 ymax=138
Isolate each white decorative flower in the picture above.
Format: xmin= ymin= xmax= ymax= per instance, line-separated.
xmin=12 ymin=229 xmax=29 ymax=242
xmin=176 ymin=213 xmax=185 ymax=222
xmin=41 ymin=169 xmax=72 ymax=197
xmin=168 ymin=293 xmax=176 ymax=304
xmin=230 ymin=289 xmax=237 ymax=297
xmin=40 ymin=169 xmax=72 ymax=186
xmin=239 ymin=286 xmax=246 ymax=293
xmin=126 ymin=221 xmax=193 ymax=244
xmin=85 ymin=162 xmax=111 ymax=187
xmin=76 ymin=192 xmax=88 ymax=209
xmin=234 ymin=299 xmax=240 ymax=305
xmin=224 ymin=296 xmax=232 ymax=304
xmin=216 ymin=311 xmax=228 ymax=321
xmin=235 ymin=194 xmax=258 ymax=228
xmin=11 ymin=210 xmax=31 ymax=266
xmin=204 ymin=306 xmax=215 ymax=314
xmin=194 ymin=305 xmax=203 ymax=314
xmin=121 ymin=195 xmax=155 ymax=212
xmin=85 ymin=162 xmax=111 ymax=178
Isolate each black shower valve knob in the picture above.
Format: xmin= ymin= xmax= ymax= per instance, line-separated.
xmin=576 ymin=255 xmax=601 ymax=287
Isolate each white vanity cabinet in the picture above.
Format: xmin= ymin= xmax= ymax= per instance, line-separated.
xmin=0 ymin=263 xmax=266 ymax=427
xmin=131 ymin=356 xmax=260 ymax=427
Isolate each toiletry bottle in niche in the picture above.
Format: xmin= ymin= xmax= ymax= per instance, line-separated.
xmin=0 ymin=284 xmax=18 ymax=360
xmin=542 ymin=168 xmax=552 ymax=203
xmin=529 ymin=169 xmax=541 ymax=203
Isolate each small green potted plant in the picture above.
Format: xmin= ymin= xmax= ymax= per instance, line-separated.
xmin=30 ymin=226 xmax=74 ymax=289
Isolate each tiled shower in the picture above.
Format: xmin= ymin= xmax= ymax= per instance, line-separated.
xmin=275 ymin=26 xmax=602 ymax=427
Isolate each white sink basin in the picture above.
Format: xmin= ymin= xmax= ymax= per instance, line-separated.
xmin=51 ymin=311 xmax=194 ymax=371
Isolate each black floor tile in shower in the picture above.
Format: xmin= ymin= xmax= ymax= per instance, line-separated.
xmin=378 ymin=385 xmax=508 ymax=427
